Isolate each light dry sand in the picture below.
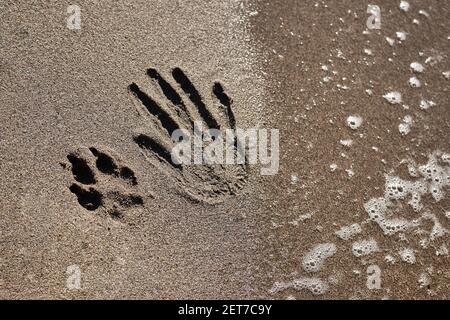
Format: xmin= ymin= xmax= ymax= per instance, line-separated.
xmin=1 ymin=0 xmax=449 ymax=299
xmin=0 ymin=0 xmax=266 ymax=299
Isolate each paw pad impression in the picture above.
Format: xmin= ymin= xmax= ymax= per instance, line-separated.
xmin=65 ymin=146 xmax=144 ymax=221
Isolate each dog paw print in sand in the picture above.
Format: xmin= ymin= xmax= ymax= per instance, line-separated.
xmin=64 ymin=146 xmax=145 ymax=221
xmin=128 ymin=67 xmax=248 ymax=204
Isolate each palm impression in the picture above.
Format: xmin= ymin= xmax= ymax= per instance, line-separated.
xmin=128 ymin=67 xmax=248 ymax=204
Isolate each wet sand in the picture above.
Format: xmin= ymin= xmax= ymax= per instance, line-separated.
xmin=252 ymin=0 xmax=450 ymax=299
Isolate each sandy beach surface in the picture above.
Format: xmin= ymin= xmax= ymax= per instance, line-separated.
xmin=1 ymin=0 xmax=449 ymax=299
